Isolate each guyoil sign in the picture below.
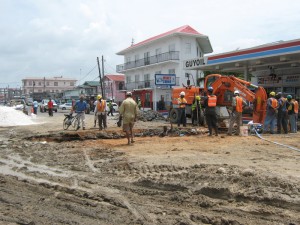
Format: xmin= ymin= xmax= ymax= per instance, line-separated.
xmin=183 ymin=57 xmax=205 ymax=69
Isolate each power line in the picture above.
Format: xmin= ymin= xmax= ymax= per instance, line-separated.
xmin=77 ymin=64 xmax=97 ymax=83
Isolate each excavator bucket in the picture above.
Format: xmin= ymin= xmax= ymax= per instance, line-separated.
xmin=253 ymin=87 xmax=267 ymax=124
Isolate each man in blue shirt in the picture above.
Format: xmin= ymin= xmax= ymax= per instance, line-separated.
xmin=73 ymin=95 xmax=87 ymax=130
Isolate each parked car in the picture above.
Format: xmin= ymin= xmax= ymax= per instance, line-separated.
xmin=39 ymin=99 xmax=58 ymax=113
xmin=105 ymin=102 xmax=119 ymax=112
xmin=59 ymin=103 xmax=73 ymax=111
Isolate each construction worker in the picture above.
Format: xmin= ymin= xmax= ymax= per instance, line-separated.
xmin=276 ymin=92 xmax=288 ymax=134
xmin=107 ymin=100 xmax=114 ymax=116
xmin=263 ymin=91 xmax=278 ymax=134
xmin=119 ymin=91 xmax=138 ymax=145
xmin=93 ymin=95 xmax=101 ymax=127
xmin=95 ymin=95 xmax=107 ymax=130
xmin=228 ymin=90 xmax=247 ymax=136
xmin=137 ymin=98 xmax=142 ymax=110
xmin=286 ymin=95 xmax=297 ymax=133
xmin=203 ymin=87 xmax=218 ymax=136
xmin=191 ymin=95 xmax=201 ymax=126
xmin=177 ymin=91 xmax=187 ymax=127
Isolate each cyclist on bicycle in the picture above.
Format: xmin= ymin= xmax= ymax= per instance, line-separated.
xmin=72 ymin=95 xmax=88 ymax=130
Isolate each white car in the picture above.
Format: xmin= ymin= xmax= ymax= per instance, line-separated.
xmin=105 ymin=102 xmax=119 ymax=112
xmin=59 ymin=103 xmax=73 ymax=111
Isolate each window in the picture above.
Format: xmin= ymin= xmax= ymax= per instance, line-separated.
xmin=23 ymin=81 xmax=27 ymax=86
xmin=144 ymin=74 xmax=150 ymax=88
xmin=135 ymin=54 xmax=139 ymax=63
xmin=70 ymin=82 xmax=74 ymax=86
xmin=169 ymin=44 xmax=175 ymax=52
xmin=118 ymin=82 xmax=124 ymax=90
xmin=38 ymin=89 xmax=42 ymax=92
xmin=168 ymin=69 xmax=175 ymax=75
xmin=144 ymin=93 xmax=151 ymax=107
xmin=126 ymin=76 xmax=131 ymax=83
xmin=38 ymin=82 xmax=42 ymax=86
xmin=155 ymin=48 xmax=161 ymax=56
xmin=47 ymin=82 xmax=50 ymax=86
xmin=185 ymin=43 xmax=191 ymax=54
xmin=126 ymin=56 xmax=131 ymax=63
xmin=155 ymin=71 xmax=161 ymax=75
xmin=144 ymin=52 xmax=150 ymax=65
xmin=29 ymin=81 xmax=32 ymax=86
xmin=135 ymin=74 xmax=140 ymax=82
xmin=54 ymin=82 xmax=58 ymax=86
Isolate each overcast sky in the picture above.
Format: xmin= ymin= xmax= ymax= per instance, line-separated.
xmin=1 ymin=0 xmax=300 ymax=88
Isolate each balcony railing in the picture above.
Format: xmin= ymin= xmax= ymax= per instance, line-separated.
xmin=116 ymin=51 xmax=180 ymax=72
xmin=123 ymin=77 xmax=180 ymax=91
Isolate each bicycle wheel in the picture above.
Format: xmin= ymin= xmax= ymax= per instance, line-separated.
xmin=63 ymin=117 xmax=70 ymax=130
xmin=73 ymin=117 xmax=80 ymax=131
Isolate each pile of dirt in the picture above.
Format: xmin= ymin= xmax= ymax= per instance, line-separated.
xmin=137 ymin=110 xmax=166 ymax=121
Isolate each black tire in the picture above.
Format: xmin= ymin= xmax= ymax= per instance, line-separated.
xmin=63 ymin=117 xmax=70 ymax=130
xmin=73 ymin=118 xmax=80 ymax=131
xmin=169 ymin=108 xmax=179 ymax=123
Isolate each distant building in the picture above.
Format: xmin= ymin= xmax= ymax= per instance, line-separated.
xmin=22 ymin=76 xmax=77 ymax=100
xmin=116 ymin=25 xmax=212 ymax=110
xmin=103 ymin=74 xmax=125 ymax=104
xmin=0 ymin=87 xmax=22 ymax=103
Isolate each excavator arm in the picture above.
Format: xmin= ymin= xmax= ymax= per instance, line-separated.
xmin=204 ymin=74 xmax=267 ymax=124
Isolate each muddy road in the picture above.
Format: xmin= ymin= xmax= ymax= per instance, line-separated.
xmin=0 ymin=111 xmax=299 ymax=225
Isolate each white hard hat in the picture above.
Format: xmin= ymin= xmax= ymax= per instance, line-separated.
xmin=234 ymin=90 xmax=240 ymax=95
xmin=126 ymin=91 xmax=132 ymax=96
xmin=180 ymin=91 xmax=185 ymax=96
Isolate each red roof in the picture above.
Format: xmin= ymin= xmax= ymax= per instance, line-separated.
xmin=104 ymin=74 xmax=124 ymax=81
xmin=118 ymin=25 xmax=202 ymax=54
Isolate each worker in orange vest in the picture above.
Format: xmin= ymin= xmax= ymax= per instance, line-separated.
xmin=228 ymin=90 xmax=247 ymax=136
xmin=263 ymin=91 xmax=278 ymax=134
xmin=203 ymin=86 xmax=218 ymax=136
xmin=95 ymin=95 xmax=107 ymax=130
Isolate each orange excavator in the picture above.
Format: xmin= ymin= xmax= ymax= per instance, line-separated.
xmin=204 ymin=74 xmax=267 ymax=124
xmin=169 ymin=74 xmax=267 ymax=125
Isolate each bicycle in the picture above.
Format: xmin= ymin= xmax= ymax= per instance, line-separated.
xmin=63 ymin=113 xmax=81 ymax=130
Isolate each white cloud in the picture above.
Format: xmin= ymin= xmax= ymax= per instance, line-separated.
xmin=0 ymin=0 xmax=300 ymax=87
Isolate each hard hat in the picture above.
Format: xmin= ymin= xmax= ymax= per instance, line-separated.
xmin=126 ymin=91 xmax=132 ymax=96
xmin=196 ymin=95 xmax=200 ymax=100
xmin=269 ymin=91 xmax=275 ymax=96
xmin=97 ymin=95 xmax=102 ymax=99
xmin=207 ymin=86 xmax=213 ymax=92
xmin=180 ymin=91 xmax=185 ymax=96
xmin=234 ymin=90 xmax=240 ymax=95
xmin=287 ymin=95 xmax=292 ymax=100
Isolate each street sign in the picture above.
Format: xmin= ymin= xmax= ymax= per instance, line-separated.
xmin=155 ymin=74 xmax=176 ymax=86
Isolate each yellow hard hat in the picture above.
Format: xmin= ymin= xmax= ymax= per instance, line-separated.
xmin=269 ymin=91 xmax=275 ymax=96
xmin=196 ymin=95 xmax=200 ymax=100
xmin=97 ymin=95 xmax=102 ymax=99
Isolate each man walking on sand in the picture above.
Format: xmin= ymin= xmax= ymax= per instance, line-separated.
xmin=119 ymin=92 xmax=138 ymax=145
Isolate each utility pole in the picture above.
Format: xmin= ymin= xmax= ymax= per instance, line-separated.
xmin=111 ymin=82 xmax=113 ymax=101
xmin=97 ymin=57 xmax=104 ymax=97
xmin=101 ymin=55 xmax=106 ymax=99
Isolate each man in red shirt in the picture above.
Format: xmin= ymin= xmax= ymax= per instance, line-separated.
xmin=48 ymin=98 xmax=54 ymax=117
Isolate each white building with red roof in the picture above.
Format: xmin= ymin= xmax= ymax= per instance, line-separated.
xmin=116 ymin=25 xmax=212 ymax=111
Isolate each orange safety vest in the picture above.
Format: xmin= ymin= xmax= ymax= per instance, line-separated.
xmin=294 ymin=100 xmax=299 ymax=114
xmin=208 ymin=95 xmax=217 ymax=107
xmin=235 ymin=96 xmax=243 ymax=113
xmin=271 ymin=98 xmax=278 ymax=109
xmin=97 ymin=100 xmax=106 ymax=112
xmin=178 ymin=97 xmax=187 ymax=108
